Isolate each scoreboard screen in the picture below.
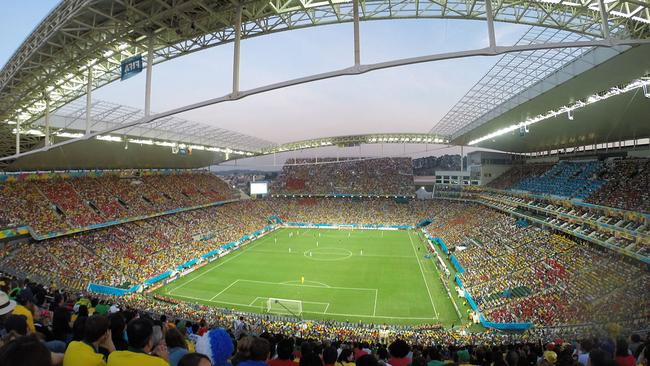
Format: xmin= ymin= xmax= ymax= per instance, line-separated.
xmin=250 ymin=182 xmax=268 ymax=195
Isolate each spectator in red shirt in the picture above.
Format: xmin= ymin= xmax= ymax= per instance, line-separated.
xmin=353 ymin=343 xmax=368 ymax=360
xmin=269 ymin=339 xmax=298 ymax=366
xmin=388 ymin=339 xmax=411 ymax=366
xmin=614 ymin=339 xmax=636 ymax=366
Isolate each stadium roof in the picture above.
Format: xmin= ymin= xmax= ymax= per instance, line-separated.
xmin=430 ymin=26 xmax=626 ymax=137
xmin=33 ymin=98 xmax=274 ymax=153
xmin=1 ymin=0 xmax=650 ymax=169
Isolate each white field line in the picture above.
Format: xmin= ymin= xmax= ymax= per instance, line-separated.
xmin=373 ymin=289 xmax=378 ymax=316
xmin=237 ymin=279 xmax=377 ymax=292
xmin=247 ymin=296 xmax=329 ymax=307
xmin=407 ymin=230 xmax=439 ymax=319
xmin=167 ymin=235 xmax=270 ymax=294
xmin=169 ymin=293 xmax=434 ymax=320
xmin=209 ymin=279 xmax=240 ymax=301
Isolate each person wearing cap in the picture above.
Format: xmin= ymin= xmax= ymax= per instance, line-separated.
xmin=541 ymin=351 xmax=557 ymax=366
xmin=63 ymin=314 xmax=116 ymax=366
xmin=11 ymin=288 xmax=36 ymax=334
xmin=0 ymin=290 xmax=17 ymax=321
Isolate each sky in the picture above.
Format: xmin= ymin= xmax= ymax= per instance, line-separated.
xmin=0 ymin=1 xmax=528 ymax=169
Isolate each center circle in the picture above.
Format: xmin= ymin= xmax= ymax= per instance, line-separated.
xmin=303 ymin=247 xmax=353 ymax=261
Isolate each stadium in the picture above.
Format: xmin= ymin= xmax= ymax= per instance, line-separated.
xmin=0 ymin=0 xmax=649 ymax=365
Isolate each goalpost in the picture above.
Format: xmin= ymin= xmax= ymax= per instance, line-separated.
xmin=266 ymin=298 xmax=303 ymax=317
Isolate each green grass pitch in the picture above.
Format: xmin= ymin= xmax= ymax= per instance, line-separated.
xmin=157 ymin=228 xmax=467 ymax=326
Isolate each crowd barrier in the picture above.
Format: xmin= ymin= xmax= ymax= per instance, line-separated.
xmin=479 ymin=314 xmax=533 ymax=331
xmin=434 ymin=238 xmax=449 ymax=254
xmin=86 ymin=283 xmax=141 ymax=296
xmin=0 ymin=226 xmax=30 ymax=240
xmin=454 ymin=275 xmax=533 ymax=330
xmin=450 ymin=255 xmax=465 ymax=273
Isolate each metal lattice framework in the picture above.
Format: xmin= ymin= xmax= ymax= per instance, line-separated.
xmin=430 ymin=26 xmax=624 ymax=136
xmin=259 ymin=133 xmax=449 ymax=154
xmin=1 ymin=0 xmax=650 ymax=166
xmin=30 ymin=99 xmax=273 ymax=153
xmin=2 ymin=0 xmax=650 ymax=127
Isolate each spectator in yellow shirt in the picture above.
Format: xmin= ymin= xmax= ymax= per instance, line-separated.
xmin=63 ymin=314 xmax=116 ymax=366
xmin=11 ymin=289 xmax=36 ymax=334
xmin=107 ymin=317 xmax=169 ymax=366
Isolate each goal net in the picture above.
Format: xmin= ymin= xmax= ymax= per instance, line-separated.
xmin=266 ymin=298 xmax=303 ymax=316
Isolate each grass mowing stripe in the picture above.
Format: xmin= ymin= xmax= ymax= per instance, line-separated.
xmin=407 ymin=230 xmax=439 ymax=319
xmin=167 ymin=234 xmax=272 ymax=294
xmin=158 ymin=228 xmax=460 ymax=325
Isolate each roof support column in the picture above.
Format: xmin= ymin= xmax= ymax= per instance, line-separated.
xmin=484 ymin=0 xmax=496 ymax=51
xmin=353 ymin=0 xmax=361 ymax=66
xmin=85 ymin=67 xmax=92 ymax=135
xmin=597 ymin=0 xmax=610 ymax=39
xmin=15 ymin=120 xmax=20 ymax=155
xmin=44 ymin=96 xmax=50 ymax=146
xmin=232 ymin=4 xmax=243 ymax=96
xmin=145 ymin=37 xmax=154 ymax=117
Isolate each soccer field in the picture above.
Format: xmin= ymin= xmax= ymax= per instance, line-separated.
xmin=157 ymin=228 xmax=464 ymax=325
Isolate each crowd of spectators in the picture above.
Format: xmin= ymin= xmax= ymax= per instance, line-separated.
xmin=423 ymin=203 xmax=648 ymax=328
xmin=271 ymin=158 xmax=413 ymax=196
xmin=0 ymin=200 xmax=275 ymax=286
xmin=486 ymin=158 xmax=650 ymax=213
xmin=586 ymin=158 xmax=650 ymax=213
xmin=1 ymin=197 xmax=646 ymax=332
xmin=0 ymin=172 xmax=238 ymax=234
xmin=0 ymin=271 xmax=649 ymax=366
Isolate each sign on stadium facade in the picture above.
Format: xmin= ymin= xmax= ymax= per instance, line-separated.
xmin=120 ymin=55 xmax=143 ymax=80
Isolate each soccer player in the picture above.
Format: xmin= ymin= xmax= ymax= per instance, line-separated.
xmin=301 ymin=276 xmax=305 ymax=284
xmin=360 ymin=249 xmax=363 ymax=255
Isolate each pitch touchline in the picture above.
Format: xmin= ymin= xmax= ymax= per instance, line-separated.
xmin=407 ymin=230 xmax=440 ymax=318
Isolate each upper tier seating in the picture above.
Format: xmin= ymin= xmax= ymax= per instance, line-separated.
xmin=586 ymin=158 xmax=650 ymax=213
xmin=271 ymin=157 xmax=413 ymax=196
xmin=0 ymin=172 xmax=237 ymax=234
xmin=513 ymin=160 xmax=605 ymax=199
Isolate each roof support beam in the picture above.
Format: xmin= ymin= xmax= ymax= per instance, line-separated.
xmin=353 ymin=0 xmax=361 ymax=66
xmin=15 ymin=120 xmax=20 ymax=155
xmin=485 ymin=0 xmax=497 ymax=50
xmin=232 ymin=4 xmax=243 ymax=96
xmin=597 ymin=0 xmax=611 ymax=40
xmin=44 ymin=96 xmax=50 ymax=146
xmin=144 ymin=36 xmax=154 ymax=118
xmin=85 ymin=67 xmax=92 ymax=135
